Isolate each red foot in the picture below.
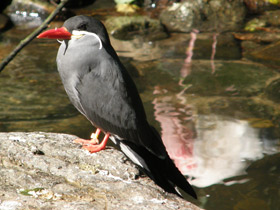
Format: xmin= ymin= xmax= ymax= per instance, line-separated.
xmin=82 ymin=133 xmax=110 ymax=153
xmin=74 ymin=128 xmax=101 ymax=145
xmin=73 ymin=128 xmax=110 ymax=153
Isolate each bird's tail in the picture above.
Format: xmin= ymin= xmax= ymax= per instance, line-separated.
xmin=120 ymin=140 xmax=197 ymax=199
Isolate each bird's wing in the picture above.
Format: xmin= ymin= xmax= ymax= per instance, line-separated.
xmin=76 ymin=60 xmax=136 ymax=134
xmin=72 ymin=47 xmax=163 ymax=155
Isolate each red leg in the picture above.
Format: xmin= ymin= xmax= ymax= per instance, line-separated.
xmin=74 ymin=128 xmax=101 ymax=145
xmin=83 ymin=133 xmax=110 ymax=153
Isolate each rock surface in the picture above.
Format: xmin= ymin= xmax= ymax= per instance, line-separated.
xmin=0 ymin=132 xmax=200 ymax=210
xmin=160 ymin=0 xmax=246 ymax=32
xmin=4 ymin=0 xmax=55 ymax=29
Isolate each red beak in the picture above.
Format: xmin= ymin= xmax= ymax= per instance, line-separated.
xmin=37 ymin=27 xmax=72 ymax=39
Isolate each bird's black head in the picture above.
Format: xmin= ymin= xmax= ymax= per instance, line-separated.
xmin=63 ymin=15 xmax=111 ymax=45
xmin=37 ymin=15 xmax=119 ymax=61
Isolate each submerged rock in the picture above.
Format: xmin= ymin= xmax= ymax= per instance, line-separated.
xmin=265 ymin=78 xmax=280 ymax=103
xmin=155 ymin=59 xmax=277 ymax=97
xmin=105 ymin=16 xmax=168 ymax=41
xmin=240 ymin=40 xmax=280 ymax=67
xmin=110 ymin=32 xmax=241 ymax=62
xmin=0 ymin=132 xmax=201 ymax=210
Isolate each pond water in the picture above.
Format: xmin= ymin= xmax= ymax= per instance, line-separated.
xmin=0 ymin=23 xmax=279 ymax=210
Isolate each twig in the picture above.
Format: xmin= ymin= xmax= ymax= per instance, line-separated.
xmin=0 ymin=0 xmax=69 ymax=73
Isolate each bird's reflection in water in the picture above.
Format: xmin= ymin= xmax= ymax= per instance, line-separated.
xmin=189 ymin=116 xmax=263 ymax=187
xmin=152 ymin=90 xmax=272 ymax=188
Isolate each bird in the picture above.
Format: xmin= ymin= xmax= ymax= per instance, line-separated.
xmin=37 ymin=15 xmax=197 ymax=199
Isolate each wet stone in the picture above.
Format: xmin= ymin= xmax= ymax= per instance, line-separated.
xmin=4 ymin=0 xmax=55 ymax=29
xmin=160 ymin=0 xmax=246 ymax=32
xmin=159 ymin=0 xmax=202 ymax=33
xmin=105 ymin=16 xmax=168 ymax=41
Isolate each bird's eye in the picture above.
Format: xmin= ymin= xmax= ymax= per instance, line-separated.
xmin=78 ymin=24 xmax=87 ymax=31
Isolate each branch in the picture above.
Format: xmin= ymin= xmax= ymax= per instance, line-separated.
xmin=0 ymin=0 xmax=69 ymax=73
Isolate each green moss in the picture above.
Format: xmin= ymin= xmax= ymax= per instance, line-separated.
xmin=19 ymin=188 xmax=45 ymax=196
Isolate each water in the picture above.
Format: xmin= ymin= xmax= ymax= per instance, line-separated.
xmin=129 ymin=57 xmax=280 ymax=209
xmin=1 ymin=25 xmax=280 ymax=210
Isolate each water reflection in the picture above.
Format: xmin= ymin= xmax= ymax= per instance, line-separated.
xmin=151 ymin=32 xmax=266 ymax=188
xmin=187 ymin=115 xmax=263 ymax=187
xmin=153 ymin=88 xmax=279 ymax=188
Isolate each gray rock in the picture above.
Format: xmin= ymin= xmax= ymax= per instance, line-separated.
xmin=160 ymin=0 xmax=203 ymax=33
xmin=160 ymin=0 xmax=246 ymax=32
xmin=0 ymin=132 xmax=201 ymax=210
xmin=4 ymin=0 xmax=55 ymax=29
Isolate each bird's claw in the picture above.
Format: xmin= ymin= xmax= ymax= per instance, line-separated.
xmin=81 ymin=133 xmax=110 ymax=153
xmin=73 ymin=129 xmax=110 ymax=153
xmin=73 ymin=128 xmax=101 ymax=145
xmin=82 ymin=144 xmax=105 ymax=153
xmin=73 ymin=137 xmax=99 ymax=145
